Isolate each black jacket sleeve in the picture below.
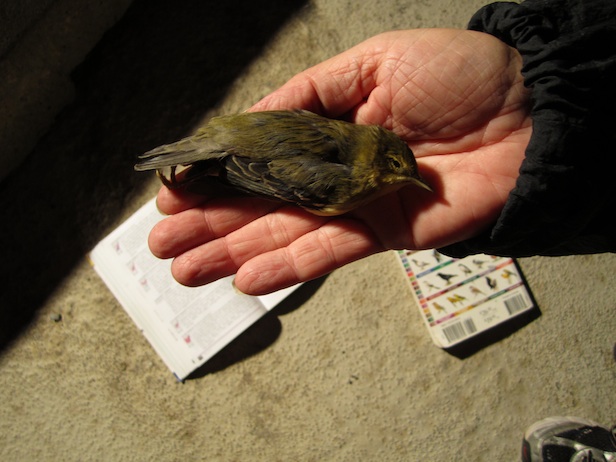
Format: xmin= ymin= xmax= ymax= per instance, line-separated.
xmin=438 ymin=0 xmax=616 ymax=258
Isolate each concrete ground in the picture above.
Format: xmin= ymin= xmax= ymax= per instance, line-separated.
xmin=1 ymin=1 xmax=615 ymax=460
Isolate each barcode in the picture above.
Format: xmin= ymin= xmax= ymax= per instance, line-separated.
xmin=504 ymin=294 xmax=528 ymax=315
xmin=442 ymin=318 xmax=477 ymax=343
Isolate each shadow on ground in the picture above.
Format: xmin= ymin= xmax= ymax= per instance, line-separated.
xmin=186 ymin=276 xmax=329 ymax=380
xmin=0 ymin=0 xmax=308 ymax=352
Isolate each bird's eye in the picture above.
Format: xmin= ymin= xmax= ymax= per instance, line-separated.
xmin=388 ymin=156 xmax=402 ymax=170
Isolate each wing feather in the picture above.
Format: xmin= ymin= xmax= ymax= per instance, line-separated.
xmin=223 ymin=155 xmax=352 ymax=208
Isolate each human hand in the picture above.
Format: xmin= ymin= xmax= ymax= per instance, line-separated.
xmin=149 ymin=29 xmax=531 ymax=294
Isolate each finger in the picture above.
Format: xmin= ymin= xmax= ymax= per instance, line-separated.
xmin=170 ymin=207 xmax=331 ymax=287
xmin=149 ymin=197 xmax=282 ymax=259
xmin=155 ymin=186 xmax=208 ymax=215
xmin=234 ymin=217 xmax=383 ymax=295
xmin=249 ymin=41 xmax=380 ymax=117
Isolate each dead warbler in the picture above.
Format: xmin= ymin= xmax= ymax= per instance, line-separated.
xmin=135 ymin=109 xmax=431 ymax=216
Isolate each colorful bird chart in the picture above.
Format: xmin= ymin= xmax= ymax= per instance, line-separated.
xmin=395 ymin=249 xmax=536 ymax=348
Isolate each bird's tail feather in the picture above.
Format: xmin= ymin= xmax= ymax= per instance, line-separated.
xmin=134 ymin=136 xmax=225 ymax=171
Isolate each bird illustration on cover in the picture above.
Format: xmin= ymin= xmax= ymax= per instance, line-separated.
xmin=135 ymin=109 xmax=431 ymax=216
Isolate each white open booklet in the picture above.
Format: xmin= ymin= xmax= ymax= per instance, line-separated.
xmin=90 ymin=198 xmax=299 ymax=380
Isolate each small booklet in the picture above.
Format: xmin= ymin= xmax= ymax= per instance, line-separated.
xmin=395 ymin=249 xmax=537 ymax=350
xmin=90 ymin=198 xmax=299 ymax=380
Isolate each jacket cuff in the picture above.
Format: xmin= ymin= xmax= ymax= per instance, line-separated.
xmin=439 ymin=0 xmax=616 ymax=258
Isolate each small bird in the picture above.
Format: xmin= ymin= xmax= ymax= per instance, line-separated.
xmin=486 ymin=276 xmax=498 ymax=290
xmin=134 ymin=109 xmax=431 ymax=216
xmin=500 ymin=269 xmax=517 ymax=282
xmin=433 ymin=302 xmax=446 ymax=314
xmin=437 ymin=272 xmax=457 ymax=284
xmin=446 ymin=293 xmax=466 ymax=306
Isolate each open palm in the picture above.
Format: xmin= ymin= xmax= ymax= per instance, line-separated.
xmin=149 ymin=29 xmax=531 ymax=294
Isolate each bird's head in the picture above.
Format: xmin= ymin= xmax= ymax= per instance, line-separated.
xmin=373 ymin=127 xmax=432 ymax=192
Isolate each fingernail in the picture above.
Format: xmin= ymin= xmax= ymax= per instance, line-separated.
xmin=231 ymin=277 xmax=245 ymax=295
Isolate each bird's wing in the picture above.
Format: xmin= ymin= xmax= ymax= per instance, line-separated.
xmin=223 ymin=155 xmax=352 ymax=208
xmin=135 ymin=110 xmax=351 ymax=171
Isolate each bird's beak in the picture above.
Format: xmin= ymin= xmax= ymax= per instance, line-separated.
xmin=409 ymin=176 xmax=433 ymax=192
